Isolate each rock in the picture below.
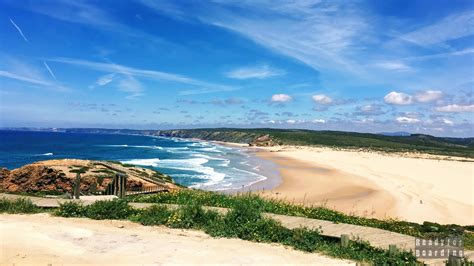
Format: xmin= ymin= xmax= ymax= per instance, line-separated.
xmin=249 ymin=134 xmax=278 ymax=147
xmin=1 ymin=159 xmax=181 ymax=194
xmin=3 ymin=165 xmax=72 ymax=193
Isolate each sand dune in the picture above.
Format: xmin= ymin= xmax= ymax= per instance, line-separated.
xmin=256 ymin=146 xmax=474 ymax=225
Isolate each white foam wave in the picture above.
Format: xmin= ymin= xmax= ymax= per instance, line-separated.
xmin=41 ymin=152 xmax=53 ymax=156
xmin=166 ymin=147 xmax=189 ymax=150
xmin=121 ymin=158 xmax=160 ymax=167
xmin=100 ymin=144 xmax=163 ymax=149
xmin=159 ymin=158 xmax=225 ymax=185
xmin=197 ymin=146 xmax=221 ymax=153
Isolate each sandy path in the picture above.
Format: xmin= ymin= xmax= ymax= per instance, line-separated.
xmin=0 ymin=213 xmax=353 ymax=265
xmin=255 ymin=146 xmax=474 ymax=225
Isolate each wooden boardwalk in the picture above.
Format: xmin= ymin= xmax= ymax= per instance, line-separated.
xmin=1 ymin=193 xmax=471 ymax=264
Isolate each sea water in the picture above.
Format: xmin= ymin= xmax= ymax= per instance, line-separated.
xmin=0 ymin=130 xmax=273 ymax=191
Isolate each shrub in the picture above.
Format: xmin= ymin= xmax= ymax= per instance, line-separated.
xmin=0 ymin=197 xmax=39 ymax=214
xmin=166 ymin=203 xmax=219 ymax=229
xmin=130 ymin=205 xmax=172 ymax=226
xmin=55 ymin=201 xmax=85 ymax=217
xmin=85 ymin=199 xmax=136 ymax=220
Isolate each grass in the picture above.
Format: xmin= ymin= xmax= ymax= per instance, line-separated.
xmin=69 ymin=166 xmax=90 ymax=174
xmin=52 ymin=198 xmax=418 ymax=264
xmin=0 ymin=197 xmax=40 ymax=213
xmin=130 ymin=190 xmax=474 ymax=249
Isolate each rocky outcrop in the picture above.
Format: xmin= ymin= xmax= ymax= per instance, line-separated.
xmin=1 ymin=159 xmax=180 ymax=194
xmin=2 ymin=165 xmax=73 ymax=193
xmin=249 ymin=134 xmax=278 ymax=147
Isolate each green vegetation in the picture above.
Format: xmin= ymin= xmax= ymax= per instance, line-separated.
xmin=53 ymin=198 xmax=417 ymax=264
xmin=131 ymin=190 xmax=474 ymax=249
xmin=156 ymin=128 xmax=474 ymax=158
xmin=69 ymin=166 xmax=90 ymax=174
xmin=0 ymin=197 xmax=39 ymax=213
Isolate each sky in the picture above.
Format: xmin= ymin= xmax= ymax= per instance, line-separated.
xmin=0 ymin=0 xmax=473 ymax=137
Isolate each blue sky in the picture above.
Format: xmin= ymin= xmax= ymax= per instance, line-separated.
xmin=0 ymin=0 xmax=473 ymax=137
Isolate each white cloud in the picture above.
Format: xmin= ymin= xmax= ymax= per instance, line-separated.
xmin=9 ymin=18 xmax=28 ymax=42
xmin=312 ymin=119 xmax=326 ymax=124
xmin=271 ymin=94 xmax=292 ymax=103
xmin=435 ymin=104 xmax=474 ymax=113
xmin=396 ymin=116 xmax=420 ymax=124
xmin=384 ymin=91 xmax=413 ymax=105
xmin=286 ymin=119 xmax=296 ymax=124
xmin=414 ymin=90 xmax=442 ymax=103
xmin=442 ymin=118 xmax=454 ymax=125
xmin=225 ymin=64 xmax=284 ymax=79
xmin=312 ymin=94 xmax=333 ymax=104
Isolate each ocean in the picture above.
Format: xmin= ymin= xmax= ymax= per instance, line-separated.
xmin=0 ymin=130 xmax=276 ymax=191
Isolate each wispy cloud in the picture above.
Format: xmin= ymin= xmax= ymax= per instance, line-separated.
xmin=9 ymin=18 xmax=28 ymax=42
xmin=47 ymin=57 xmax=236 ymax=95
xmin=43 ymin=62 xmax=57 ymax=80
xmin=372 ymin=61 xmax=412 ymax=71
xmin=10 ymin=0 xmax=168 ymax=44
xmin=400 ymin=11 xmax=474 ymax=46
xmin=94 ymin=73 xmax=115 ymax=87
xmin=225 ymin=64 xmax=285 ymax=79
xmin=0 ymin=70 xmax=69 ymax=92
xmin=141 ymin=1 xmax=368 ymax=74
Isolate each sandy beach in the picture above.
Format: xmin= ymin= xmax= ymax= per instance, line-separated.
xmin=253 ymin=146 xmax=473 ymax=225
xmin=0 ymin=213 xmax=353 ymax=265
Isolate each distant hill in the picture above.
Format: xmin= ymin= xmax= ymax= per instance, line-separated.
xmin=377 ymin=131 xmax=411 ymax=137
xmin=3 ymin=127 xmax=473 ymax=158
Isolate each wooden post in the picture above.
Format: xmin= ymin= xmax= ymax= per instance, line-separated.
xmin=90 ymin=182 xmax=97 ymax=194
xmin=74 ymin=173 xmax=81 ymax=199
xmin=388 ymin=245 xmax=397 ymax=256
xmin=341 ymin=234 xmax=349 ymax=248
xmin=118 ymin=174 xmax=126 ymax=198
xmin=113 ymin=174 xmax=118 ymax=196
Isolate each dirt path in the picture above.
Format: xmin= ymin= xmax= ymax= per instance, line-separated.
xmin=0 ymin=213 xmax=353 ymax=265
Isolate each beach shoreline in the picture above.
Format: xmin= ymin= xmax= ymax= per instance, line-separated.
xmin=209 ymin=139 xmax=473 ymax=225
xmin=243 ymin=145 xmax=473 ymax=225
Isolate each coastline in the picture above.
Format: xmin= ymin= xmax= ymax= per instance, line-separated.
xmin=249 ymin=145 xmax=474 ymax=225
xmin=207 ymin=140 xmax=283 ymax=194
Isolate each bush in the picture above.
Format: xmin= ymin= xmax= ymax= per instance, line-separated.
xmin=166 ymin=203 xmax=219 ymax=229
xmin=130 ymin=205 xmax=172 ymax=226
xmin=85 ymin=199 xmax=136 ymax=220
xmin=55 ymin=201 xmax=85 ymax=217
xmin=0 ymin=197 xmax=39 ymax=214
xmin=286 ymin=227 xmax=324 ymax=252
